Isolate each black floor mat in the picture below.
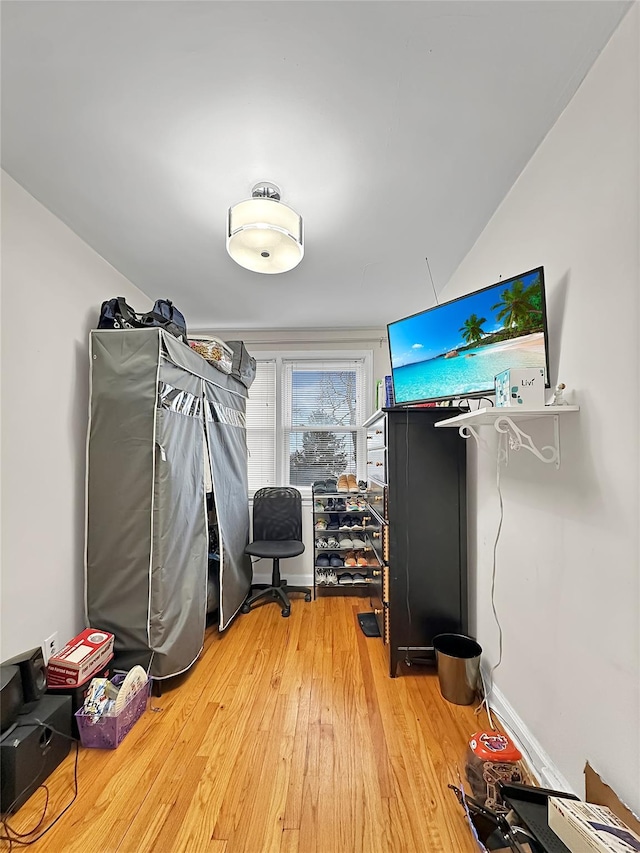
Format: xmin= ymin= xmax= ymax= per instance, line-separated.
xmin=357 ymin=612 xmax=381 ymax=637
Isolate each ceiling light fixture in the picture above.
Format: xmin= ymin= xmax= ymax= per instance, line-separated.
xmin=226 ymin=182 xmax=304 ymax=274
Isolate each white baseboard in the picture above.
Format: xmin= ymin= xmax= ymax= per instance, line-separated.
xmin=487 ymin=679 xmax=577 ymax=795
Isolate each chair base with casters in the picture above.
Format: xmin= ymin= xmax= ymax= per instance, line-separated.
xmin=242 ymin=548 xmax=311 ymax=618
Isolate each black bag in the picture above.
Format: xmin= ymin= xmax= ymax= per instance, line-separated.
xmin=225 ymin=340 xmax=257 ymax=389
xmin=97 ymin=297 xmax=188 ymax=343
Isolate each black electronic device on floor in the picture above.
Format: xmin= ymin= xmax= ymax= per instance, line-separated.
xmin=0 ymin=694 xmax=73 ymax=814
xmin=498 ymin=782 xmax=581 ymax=853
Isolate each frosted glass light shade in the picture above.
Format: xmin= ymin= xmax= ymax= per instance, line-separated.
xmin=227 ymin=196 xmax=303 ymax=274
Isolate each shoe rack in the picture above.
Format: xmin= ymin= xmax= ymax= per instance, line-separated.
xmin=311 ymin=476 xmax=383 ymax=596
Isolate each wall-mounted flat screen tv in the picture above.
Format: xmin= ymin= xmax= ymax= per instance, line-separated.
xmin=387 ymin=266 xmax=550 ymax=406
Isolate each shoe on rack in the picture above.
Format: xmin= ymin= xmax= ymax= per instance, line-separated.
xmin=344 ymin=551 xmax=357 ymax=568
xmin=337 ymin=473 xmax=349 ymax=493
xmin=313 ymin=480 xmax=327 ymax=494
xmin=325 ymin=477 xmax=338 ymax=493
xmin=356 ymin=554 xmax=368 ymax=568
xmin=329 ymin=552 xmax=344 ymax=568
xmin=346 ymin=474 xmax=359 ymax=493
xmin=315 ymin=568 xmax=327 ymax=585
xmin=339 ymin=516 xmax=353 ymax=530
xmin=334 ymin=499 xmax=347 ymax=512
xmin=315 ymin=537 xmax=329 ymax=549
xmin=352 ymin=573 xmax=366 ymax=584
xmin=326 ymin=569 xmax=338 ymax=585
xmin=315 ymin=518 xmax=327 ymax=530
xmin=316 ymin=554 xmax=330 ymax=568
xmin=358 ymin=480 xmax=368 ymax=492
xmin=326 ymin=536 xmax=340 ymax=549
xmin=350 ymin=517 xmax=363 ymax=531
xmin=350 ymin=535 xmax=366 ymax=550
xmin=338 ymin=573 xmax=353 ymax=585
xmin=314 ymin=499 xmax=325 ymax=511
xmin=338 ymin=535 xmax=353 ymax=549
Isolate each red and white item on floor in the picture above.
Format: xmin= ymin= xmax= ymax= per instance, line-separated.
xmin=465 ymin=731 xmax=524 ymax=810
xmin=46 ymin=629 xmax=115 ymax=688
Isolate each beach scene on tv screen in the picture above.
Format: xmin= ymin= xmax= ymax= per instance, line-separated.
xmin=389 ymin=269 xmax=547 ymax=403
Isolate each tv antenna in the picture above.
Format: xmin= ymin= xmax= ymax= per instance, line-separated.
xmin=425 ymin=257 xmax=439 ymax=305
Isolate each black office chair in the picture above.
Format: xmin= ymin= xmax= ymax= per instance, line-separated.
xmin=242 ymin=487 xmax=312 ymax=618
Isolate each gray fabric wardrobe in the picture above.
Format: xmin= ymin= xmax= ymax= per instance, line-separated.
xmin=85 ymin=328 xmax=252 ymax=680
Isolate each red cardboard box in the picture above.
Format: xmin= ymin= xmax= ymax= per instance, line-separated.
xmin=46 ymin=629 xmax=114 ymax=687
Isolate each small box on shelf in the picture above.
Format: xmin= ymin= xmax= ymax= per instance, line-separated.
xmin=494 ymin=368 xmax=545 ymax=408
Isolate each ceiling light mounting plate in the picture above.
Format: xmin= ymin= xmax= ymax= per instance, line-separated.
xmin=251 ymin=182 xmax=281 ymax=201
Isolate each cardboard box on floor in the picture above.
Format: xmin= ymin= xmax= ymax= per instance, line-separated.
xmin=584 ymin=763 xmax=640 ymax=837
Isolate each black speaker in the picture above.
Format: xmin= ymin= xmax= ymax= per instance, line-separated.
xmin=0 ymin=694 xmax=72 ymax=814
xmin=2 ymin=648 xmax=47 ymax=713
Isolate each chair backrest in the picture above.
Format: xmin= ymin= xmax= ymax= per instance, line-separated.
xmin=252 ymin=487 xmax=303 ymax=543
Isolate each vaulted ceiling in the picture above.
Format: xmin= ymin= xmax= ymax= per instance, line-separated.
xmin=1 ymin=1 xmax=630 ymax=329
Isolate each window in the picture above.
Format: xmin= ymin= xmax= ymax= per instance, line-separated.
xmin=245 ymin=352 xmax=372 ymax=493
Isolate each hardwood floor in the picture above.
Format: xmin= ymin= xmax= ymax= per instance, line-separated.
xmin=3 ymin=596 xmax=488 ymax=852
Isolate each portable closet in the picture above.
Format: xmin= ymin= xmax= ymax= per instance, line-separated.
xmin=85 ymin=328 xmax=252 ymax=680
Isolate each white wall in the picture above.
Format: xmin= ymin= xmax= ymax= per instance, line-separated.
xmin=0 ymin=172 xmax=151 ymax=661
xmin=440 ymin=7 xmax=639 ymax=808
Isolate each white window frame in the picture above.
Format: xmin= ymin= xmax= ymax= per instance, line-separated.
xmin=246 ymin=349 xmax=373 ymax=496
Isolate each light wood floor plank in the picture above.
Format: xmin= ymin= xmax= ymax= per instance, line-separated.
xmin=5 ymin=595 xmax=490 ymax=852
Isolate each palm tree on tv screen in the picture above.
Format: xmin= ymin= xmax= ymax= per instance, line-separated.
xmin=491 ymin=277 xmax=542 ymax=333
xmin=459 ymin=313 xmax=487 ymax=345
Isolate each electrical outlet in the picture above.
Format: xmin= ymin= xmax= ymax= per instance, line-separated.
xmin=43 ymin=632 xmax=59 ymax=664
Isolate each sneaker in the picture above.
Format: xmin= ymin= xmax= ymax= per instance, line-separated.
xmin=351 ymin=535 xmax=366 ymax=550
xmin=326 ymin=535 xmax=340 ymax=549
xmin=313 ymin=480 xmax=327 ymax=494
xmin=314 ymin=499 xmax=325 ymax=511
xmin=324 ymin=477 xmax=338 ymax=493
xmin=339 ymin=516 xmax=353 ymax=530
xmin=337 ymin=474 xmax=349 ymax=493
xmin=338 ymin=535 xmax=353 ymax=549
xmin=316 ymin=554 xmax=330 ymax=567
xmin=334 ymin=499 xmax=347 ymax=512
xmin=315 ymin=568 xmax=327 ymax=585
xmin=338 ymin=573 xmax=353 ymax=585
xmin=326 ymin=569 xmax=338 ymax=585
xmin=329 ymin=552 xmax=344 ymax=568
xmin=315 ymin=537 xmax=329 ymax=549
xmin=344 ymin=551 xmax=357 ymax=568
xmin=352 ymin=573 xmax=366 ymax=584
xmin=358 ymin=480 xmax=368 ymax=492
xmin=315 ymin=518 xmax=327 ymax=531
xmin=356 ymin=554 xmax=368 ymax=568
xmin=350 ymin=517 xmax=363 ymax=531
xmin=346 ymin=474 xmax=359 ymax=493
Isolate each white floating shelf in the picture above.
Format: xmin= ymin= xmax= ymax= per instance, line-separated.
xmin=434 ymin=405 xmax=579 ymax=428
xmin=435 ymin=405 xmax=580 ymax=468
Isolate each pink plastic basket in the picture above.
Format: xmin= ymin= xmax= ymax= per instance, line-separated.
xmin=75 ymin=680 xmax=150 ymax=749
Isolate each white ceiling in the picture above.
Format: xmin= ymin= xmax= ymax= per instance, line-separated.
xmin=1 ymin=1 xmax=630 ymax=330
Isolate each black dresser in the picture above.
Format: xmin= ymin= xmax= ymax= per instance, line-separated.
xmin=364 ymin=407 xmax=468 ymax=676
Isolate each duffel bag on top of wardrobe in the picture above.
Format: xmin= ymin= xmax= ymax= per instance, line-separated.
xmin=97 ymin=297 xmax=188 ymax=343
xmin=225 ymin=340 xmax=257 ymax=389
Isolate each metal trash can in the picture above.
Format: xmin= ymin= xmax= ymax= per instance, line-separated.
xmin=433 ymin=633 xmax=482 ymax=706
